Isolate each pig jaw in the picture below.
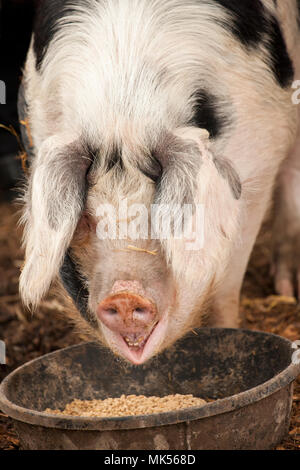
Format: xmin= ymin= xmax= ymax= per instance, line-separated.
xmin=100 ymin=311 xmax=169 ymax=365
xmin=96 ymin=280 xmax=172 ymax=364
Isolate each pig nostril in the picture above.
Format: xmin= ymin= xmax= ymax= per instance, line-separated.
xmin=98 ymin=292 xmax=157 ymax=332
xmin=135 ymin=308 xmax=146 ymax=313
xmin=105 ymin=308 xmax=118 ymax=315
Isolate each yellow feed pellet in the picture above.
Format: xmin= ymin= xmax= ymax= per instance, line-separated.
xmin=45 ymin=394 xmax=207 ymax=417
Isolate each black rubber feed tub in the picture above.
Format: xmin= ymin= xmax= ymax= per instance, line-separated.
xmin=0 ymin=328 xmax=299 ymax=450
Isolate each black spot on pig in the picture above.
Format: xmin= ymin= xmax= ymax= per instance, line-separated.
xmin=214 ymin=0 xmax=268 ymax=48
xmin=193 ymin=91 xmax=228 ymax=139
xmin=33 ymin=0 xmax=91 ymax=70
xmin=214 ymin=1 xmax=293 ymax=88
xmin=265 ymin=18 xmax=294 ymax=88
xmin=60 ymin=250 xmax=97 ymax=326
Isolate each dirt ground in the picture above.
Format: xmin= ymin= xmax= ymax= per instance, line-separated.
xmin=0 ymin=200 xmax=299 ymax=450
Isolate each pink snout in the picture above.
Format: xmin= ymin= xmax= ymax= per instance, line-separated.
xmin=97 ymin=292 xmax=158 ymax=340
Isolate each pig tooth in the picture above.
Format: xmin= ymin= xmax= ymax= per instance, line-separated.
xmin=123 ymin=335 xmax=148 ymax=348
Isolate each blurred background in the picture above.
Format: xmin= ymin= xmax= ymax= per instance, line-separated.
xmin=0 ymin=0 xmax=35 ymax=199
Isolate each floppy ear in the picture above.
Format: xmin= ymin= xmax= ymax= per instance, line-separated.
xmin=153 ymin=130 xmax=203 ymax=209
xmin=155 ymin=126 xmax=242 ymax=282
xmin=152 ymin=126 xmax=241 ymax=226
xmin=153 ymin=127 xmax=241 ymax=209
xmin=173 ymin=127 xmax=241 ymax=201
xmin=20 ymin=135 xmax=92 ymax=308
xmin=173 ymin=127 xmax=242 ymax=244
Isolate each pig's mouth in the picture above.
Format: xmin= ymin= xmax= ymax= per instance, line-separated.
xmin=122 ymin=327 xmax=156 ymax=349
xmin=120 ymin=322 xmax=158 ymax=360
xmin=101 ymin=315 xmax=169 ymax=365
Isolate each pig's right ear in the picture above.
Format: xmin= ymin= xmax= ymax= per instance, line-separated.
xmin=19 ymin=135 xmax=92 ymax=308
xmin=173 ymin=127 xmax=242 ymax=201
xmin=156 ymin=126 xmax=243 ymax=282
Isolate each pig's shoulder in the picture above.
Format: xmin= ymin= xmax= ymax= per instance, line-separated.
xmin=215 ymin=0 xmax=295 ymax=88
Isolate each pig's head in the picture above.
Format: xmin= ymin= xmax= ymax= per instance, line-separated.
xmin=20 ymin=127 xmax=242 ymax=364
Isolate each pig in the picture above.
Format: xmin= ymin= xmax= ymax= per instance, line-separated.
xmin=18 ymin=0 xmax=300 ymax=364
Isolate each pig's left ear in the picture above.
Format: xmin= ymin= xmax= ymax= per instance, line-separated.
xmin=19 ymin=135 xmax=92 ymax=308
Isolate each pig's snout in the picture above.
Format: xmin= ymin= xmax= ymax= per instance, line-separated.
xmin=97 ymin=284 xmax=168 ymax=364
xmin=97 ymin=292 xmax=158 ymax=337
